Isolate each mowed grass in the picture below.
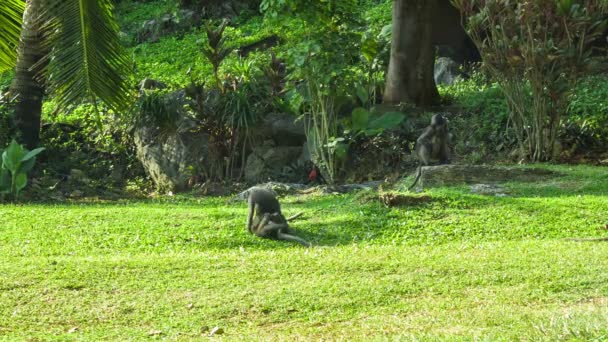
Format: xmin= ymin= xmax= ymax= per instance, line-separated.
xmin=1 ymin=165 xmax=607 ymax=340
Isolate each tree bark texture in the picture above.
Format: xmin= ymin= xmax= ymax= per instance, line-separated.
xmin=383 ymin=0 xmax=439 ymax=106
xmin=10 ymin=0 xmax=46 ymax=149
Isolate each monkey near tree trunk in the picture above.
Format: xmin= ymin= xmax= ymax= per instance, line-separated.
xmin=408 ymin=114 xmax=451 ymax=190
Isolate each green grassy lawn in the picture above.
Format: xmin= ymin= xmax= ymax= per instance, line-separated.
xmin=1 ymin=165 xmax=607 ymax=340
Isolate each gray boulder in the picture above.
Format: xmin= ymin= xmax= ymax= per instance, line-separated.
xmin=136 ymin=10 xmax=199 ymax=43
xmin=134 ymin=91 xmax=211 ymax=192
xmin=434 ymin=57 xmax=463 ymax=86
xmin=245 ymin=144 xmax=303 ymax=182
xmin=259 ymin=113 xmax=306 ymax=147
xmin=243 ymin=113 xmax=307 ymax=182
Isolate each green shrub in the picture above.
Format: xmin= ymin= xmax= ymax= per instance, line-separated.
xmin=363 ymin=0 xmax=392 ymax=34
xmin=439 ymin=70 xmax=514 ymax=162
xmin=453 ymin=0 xmax=607 ymax=161
xmin=0 ymin=72 xmax=14 ymax=147
xmin=441 ymin=72 xmax=608 ymax=161
xmin=39 ymin=99 xmax=146 ymax=192
xmin=0 ymin=71 xmax=13 ymax=89
xmin=564 ymin=75 xmax=608 ymax=150
xmin=0 ymin=140 xmax=45 ymax=200
xmin=134 ymin=90 xmax=181 ymax=135
xmin=0 ymin=100 xmax=14 ymax=148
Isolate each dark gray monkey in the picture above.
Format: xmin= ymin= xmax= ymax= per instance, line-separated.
xmin=252 ymin=212 xmax=311 ymax=247
xmin=246 ymin=187 xmax=282 ymax=233
xmin=408 ymin=114 xmax=451 ymax=190
xmin=246 ymin=188 xmax=310 ymax=247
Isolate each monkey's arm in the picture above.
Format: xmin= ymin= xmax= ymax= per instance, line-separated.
xmin=416 ymin=126 xmax=435 ymax=143
xmin=255 ymin=213 xmax=271 ymax=233
xmin=415 ymin=126 xmax=435 ymax=166
xmin=246 ymin=201 xmax=256 ymax=233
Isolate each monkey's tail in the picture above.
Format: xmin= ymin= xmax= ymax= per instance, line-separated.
xmin=407 ymin=165 xmax=422 ymax=191
xmin=277 ymin=232 xmax=311 ymax=247
xmin=286 ymin=212 xmax=304 ymax=222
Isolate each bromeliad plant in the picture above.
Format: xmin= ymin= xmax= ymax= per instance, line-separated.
xmin=201 ymin=20 xmax=233 ymax=93
xmin=0 ymin=140 xmax=45 ymax=200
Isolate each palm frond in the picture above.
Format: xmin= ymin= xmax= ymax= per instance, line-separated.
xmin=42 ymin=0 xmax=132 ymax=113
xmin=0 ymin=0 xmax=25 ymax=72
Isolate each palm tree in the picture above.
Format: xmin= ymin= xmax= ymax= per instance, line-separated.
xmin=10 ymin=0 xmax=46 ymax=148
xmin=2 ymin=0 xmax=132 ymax=148
xmin=0 ymin=0 xmax=24 ymax=72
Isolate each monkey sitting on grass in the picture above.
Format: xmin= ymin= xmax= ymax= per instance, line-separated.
xmin=247 ymin=188 xmax=310 ymax=247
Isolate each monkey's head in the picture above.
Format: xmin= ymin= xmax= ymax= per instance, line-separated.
xmin=430 ymin=114 xmax=448 ymax=128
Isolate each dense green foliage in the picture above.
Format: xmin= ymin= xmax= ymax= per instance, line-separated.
xmin=0 ymin=0 xmax=605 ymax=193
xmin=438 ymin=71 xmax=512 ymax=162
xmin=5 ymin=0 xmax=133 ymax=149
xmin=454 ymin=0 xmax=608 ymax=161
xmin=565 ymin=75 xmax=608 ymax=151
xmin=0 ymin=140 xmax=44 ymax=199
xmin=0 ymin=0 xmax=24 ymax=72
xmin=1 ymin=165 xmax=607 ymax=339
xmin=98 ymin=0 xmax=608 ymax=169
xmin=441 ymin=72 xmax=608 ymax=162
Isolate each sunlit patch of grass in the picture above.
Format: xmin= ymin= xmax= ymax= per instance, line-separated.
xmin=1 ymin=165 xmax=607 ymax=339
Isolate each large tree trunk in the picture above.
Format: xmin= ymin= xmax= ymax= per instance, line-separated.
xmin=10 ymin=0 xmax=46 ymax=149
xmin=383 ymin=0 xmax=439 ymax=106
